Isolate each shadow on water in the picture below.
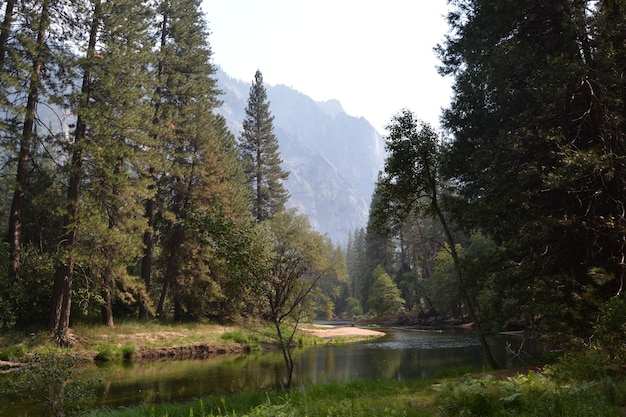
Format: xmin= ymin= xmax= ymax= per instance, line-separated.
xmin=0 ymin=328 xmax=538 ymax=415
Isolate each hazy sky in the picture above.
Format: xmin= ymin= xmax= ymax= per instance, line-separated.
xmin=201 ymin=1 xmax=453 ymax=133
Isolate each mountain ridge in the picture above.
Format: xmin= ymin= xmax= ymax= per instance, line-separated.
xmin=215 ymin=69 xmax=385 ymax=246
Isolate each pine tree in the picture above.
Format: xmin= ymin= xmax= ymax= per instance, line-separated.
xmin=239 ymin=70 xmax=289 ymax=222
xmin=50 ymin=0 xmax=102 ymax=344
xmin=4 ymin=0 xmax=53 ymax=282
xmin=150 ymin=0 xmax=244 ymax=321
xmin=50 ymin=0 xmax=155 ymax=336
xmin=79 ymin=0 xmax=156 ymax=327
xmin=437 ymin=0 xmax=626 ymax=342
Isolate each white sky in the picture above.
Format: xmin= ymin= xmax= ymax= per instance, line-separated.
xmin=201 ymin=1 xmax=453 ymax=133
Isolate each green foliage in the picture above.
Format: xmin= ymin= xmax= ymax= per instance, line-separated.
xmin=436 ymin=372 xmax=623 ymax=417
xmin=546 ymin=351 xmax=618 ymax=383
xmin=431 ymin=244 xmax=463 ymax=318
xmin=594 ymin=296 xmax=626 ymax=361
xmin=367 ymin=265 xmax=405 ymax=316
xmin=0 ymin=244 xmax=55 ymax=328
xmin=239 ymin=70 xmax=289 ymax=222
xmin=121 ymin=343 xmax=137 ymax=361
xmin=436 ymin=0 xmax=626 ymax=345
xmin=94 ymin=343 xmax=137 ymax=362
xmin=94 ymin=344 xmax=120 ymax=362
xmin=3 ymin=353 xmax=97 ymax=417
xmin=345 ymin=297 xmax=362 ymax=318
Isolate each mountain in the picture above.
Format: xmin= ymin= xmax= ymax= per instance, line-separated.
xmin=215 ymin=69 xmax=386 ymax=246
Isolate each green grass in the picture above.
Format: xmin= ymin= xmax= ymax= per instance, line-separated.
xmin=81 ymin=353 xmax=626 ymax=417
xmin=84 ymin=379 xmax=437 ymax=417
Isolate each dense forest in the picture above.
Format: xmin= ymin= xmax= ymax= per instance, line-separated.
xmin=0 ymin=0 xmax=346 ymax=345
xmin=0 ymin=0 xmax=624 ymax=364
xmin=347 ymin=0 xmax=625 ymax=360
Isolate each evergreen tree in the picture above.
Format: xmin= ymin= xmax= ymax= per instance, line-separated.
xmin=51 ymin=0 xmax=155 ymax=336
xmin=150 ymin=0 xmax=251 ymax=321
xmin=77 ymin=0 xmax=156 ymax=327
xmin=5 ymin=0 xmax=52 ymax=282
xmin=239 ymin=70 xmax=289 ymax=222
xmin=437 ymin=0 xmax=626 ymax=342
xmin=50 ymin=0 xmax=102 ymax=344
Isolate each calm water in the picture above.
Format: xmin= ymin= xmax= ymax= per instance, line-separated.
xmin=0 ymin=328 xmax=531 ymax=415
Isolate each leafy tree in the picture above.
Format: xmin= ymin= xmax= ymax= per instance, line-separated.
xmin=252 ymin=210 xmax=345 ymax=387
xmin=239 ymin=70 xmax=289 ymax=222
xmin=437 ymin=0 xmax=626 ymax=343
xmin=372 ymin=109 xmax=499 ymax=369
xmin=367 ymin=265 xmax=404 ymax=316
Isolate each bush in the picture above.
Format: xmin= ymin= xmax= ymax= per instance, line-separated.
xmin=121 ymin=343 xmax=137 ymax=361
xmin=435 ymin=371 xmax=623 ymax=417
xmin=10 ymin=245 xmax=55 ymax=327
xmin=3 ymin=353 xmax=97 ymax=417
xmin=94 ymin=344 xmax=120 ymax=362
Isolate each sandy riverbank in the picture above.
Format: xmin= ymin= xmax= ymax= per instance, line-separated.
xmin=299 ymin=324 xmax=385 ymax=339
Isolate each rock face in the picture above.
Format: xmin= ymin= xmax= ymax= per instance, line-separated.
xmin=216 ymin=69 xmax=386 ymax=246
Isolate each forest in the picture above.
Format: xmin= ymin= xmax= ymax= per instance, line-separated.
xmin=0 ymin=0 xmax=624 ymax=367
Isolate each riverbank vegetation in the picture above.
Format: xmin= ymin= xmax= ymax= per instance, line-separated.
xmin=80 ymin=355 xmax=625 ymax=417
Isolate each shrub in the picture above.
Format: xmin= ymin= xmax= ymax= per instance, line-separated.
xmin=94 ymin=344 xmax=120 ymax=362
xmin=121 ymin=343 xmax=137 ymax=361
xmin=3 ymin=353 xmax=96 ymax=417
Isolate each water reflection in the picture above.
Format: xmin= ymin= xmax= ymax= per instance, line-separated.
xmin=0 ymin=328 xmax=531 ymax=415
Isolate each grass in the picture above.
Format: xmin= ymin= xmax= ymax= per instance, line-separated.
xmin=81 ymin=366 xmax=626 ymax=417
xmin=84 ymin=379 xmax=438 ymax=417
xmin=0 ymin=320 xmax=345 ymax=364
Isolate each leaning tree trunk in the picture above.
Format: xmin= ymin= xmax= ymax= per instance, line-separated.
xmin=433 ymin=202 xmax=500 ymax=370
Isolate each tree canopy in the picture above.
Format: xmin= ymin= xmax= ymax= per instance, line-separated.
xmin=239 ymin=70 xmax=290 ymax=222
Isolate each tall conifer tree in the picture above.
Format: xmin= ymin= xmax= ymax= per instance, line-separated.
xmin=79 ymin=0 xmax=156 ymax=327
xmin=437 ymin=0 xmax=626 ymax=340
xmin=239 ymin=70 xmax=289 ymax=222
xmin=150 ymin=0 xmax=239 ymax=321
xmin=4 ymin=0 xmax=55 ymax=282
xmin=50 ymin=0 xmax=102 ymax=344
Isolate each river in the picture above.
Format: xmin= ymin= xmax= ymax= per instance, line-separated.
xmin=0 ymin=328 xmax=533 ymax=415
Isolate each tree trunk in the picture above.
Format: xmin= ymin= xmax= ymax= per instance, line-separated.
xmin=49 ymin=0 xmax=100 ymax=344
xmin=156 ymin=227 xmax=183 ymax=318
xmin=7 ymin=0 xmax=49 ymax=283
xmin=139 ymin=190 xmax=155 ymax=319
xmin=0 ymin=0 xmax=15 ymax=67
xmin=433 ymin=203 xmax=500 ymax=370
xmin=101 ymin=266 xmax=115 ymax=328
xmin=273 ymin=319 xmax=295 ymax=388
